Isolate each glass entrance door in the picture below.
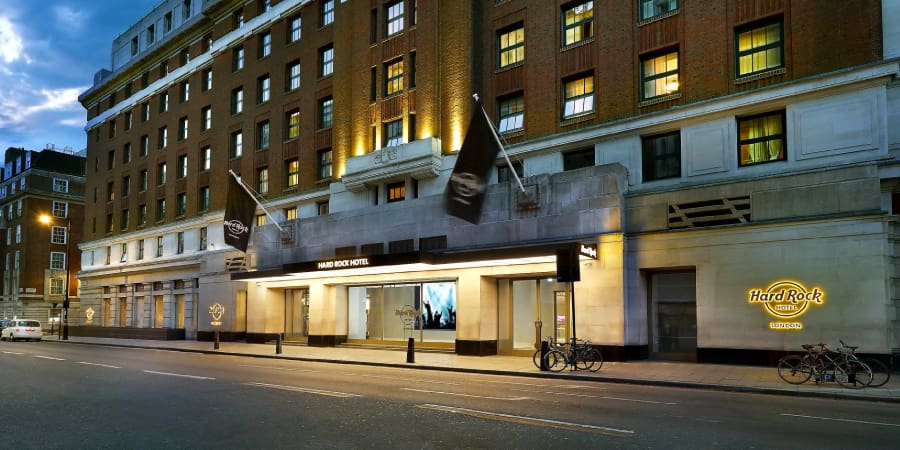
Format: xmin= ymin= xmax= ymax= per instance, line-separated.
xmin=649 ymin=271 xmax=697 ymax=361
xmin=498 ymin=278 xmax=567 ymax=355
xmin=284 ymin=289 xmax=308 ymax=341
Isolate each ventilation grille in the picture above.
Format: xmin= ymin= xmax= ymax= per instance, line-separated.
xmin=668 ymin=196 xmax=751 ymax=229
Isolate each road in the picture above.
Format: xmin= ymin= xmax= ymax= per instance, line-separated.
xmin=1 ymin=341 xmax=898 ymax=449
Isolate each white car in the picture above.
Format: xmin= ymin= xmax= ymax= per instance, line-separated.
xmin=1 ymin=320 xmax=43 ymax=342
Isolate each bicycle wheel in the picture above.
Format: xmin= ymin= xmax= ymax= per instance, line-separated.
xmin=777 ymin=355 xmax=812 ymax=384
xmin=584 ymin=348 xmax=603 ymax=372
xmin=574 ymin=347 xmax=594 ymax=371
xmin=543 ymin=350 xmax=568 ymax=373
xmin=532 ymin=349 xmax=543 ymax=370
xmin=861 ymin=358 xmax=891 ymax=388
xmin=835 ymin=359 xmax=873 ymax=389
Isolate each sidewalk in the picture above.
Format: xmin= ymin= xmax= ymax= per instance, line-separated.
xmin=43 ymin=336 xmax=900 ymax=403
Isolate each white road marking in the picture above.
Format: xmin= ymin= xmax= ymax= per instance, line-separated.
xmin=244 ymin=382 xmax=361 ymax=398
xmin=34 ymin=355 xmax=66 ymax=361
xmin=418 ymin=404 xmax=634 ymax=437
xmin=509 ymin=388 xmax=676 ymax=405
xmin=347 ymin=373 xmax=461 ymax=386
xmin=143 ymin=370 xmax=215 ymax=380
xmin=2 ymin=351 xmax=23 ymax=355
xmin=482 ymin=380 xmax=589 ymax=389
xmin=781 ymin=413 xmax=900 ymax=428
xmin=403 ymin=388 xmax=530 ymax=401
xmin=238 ymin=364 xmax=315 ymax=373
xmin=78 ymin=362 xmax=122 ymax=369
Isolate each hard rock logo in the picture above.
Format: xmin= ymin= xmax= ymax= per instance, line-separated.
xmin=747 ymin=280 xmax=824 ymax=320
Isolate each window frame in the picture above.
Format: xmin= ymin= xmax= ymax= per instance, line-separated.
xmin=497 ymin=94 xmax=524 ymax=134
xmin=384 ymin=120 xmax=403 ymax=147
xmin=319 ymin=45 xmax=334 ymax=77
xmin=285 ymin=109 xmax=300 ymax=140
xmin=285 ymin=159 xmax=299 ymax=188
xmin=386 ymin=1 xmax=404 ymax=37
xmin=737 ymin=110 xmax=787 ymax=167
xmin=498 ymin=23 xmax=524 ymax=68
xmin=735 ymin=20 xmax=784 ymax=78
xmin=562 ymin=74 xmax=595 ymax=119
xmin=318 ymin=149 xmax=333 ymax=180
xmin=384 ymin=59 xmax=404 ymax=96
xmin=639 ymin=0 xmax=678 ymax=21
xmin=641 ymin=131 xmax=682 ymax=182
xmin=640 ymin=49 xmax=679 ymax=101
xmin=562 ymin=1 xmax=594 ymax=47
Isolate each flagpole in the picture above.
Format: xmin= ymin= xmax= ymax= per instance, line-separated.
xmin=228 ymin=169 xmax=284 ymax=231
xmin=473 ymin=94 xmax=526 ymax=194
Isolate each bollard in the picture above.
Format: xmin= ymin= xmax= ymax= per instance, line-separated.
xmin=406 ymin=337 xmax=415 ymax=363
xmin=540 ymin=340 xmax=550 ymax=371
xmin=276 ymin=333 xmax=283 ymax=354
xmin=214 ymin=330 xmax=220 ymax=350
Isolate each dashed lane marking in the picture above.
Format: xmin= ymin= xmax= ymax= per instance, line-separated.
xmin=34 ymin=355 xmax=66 ymax=361
xmin=417 ymin=404 xmax=635 ymax=437
xmin=781 ymin=413 xmax=900 ymax=428
xmin=243 ymin=382 xmax=362 ymax=398
xmin=78 ymin=362 xmax=122 ymax=369
xmin=403 ymin=388 xmax=530 ymax=401
xmin=508 ymin=388 xmax=677 ymax=405
xmin=143 ymin=370 xmax=215 ymax=380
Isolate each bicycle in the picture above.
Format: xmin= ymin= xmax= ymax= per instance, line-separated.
xmin=532 ymin=336 xmax=564 ymax=370
xmin=837 ymin=339 xmax=892 ymax=388
xmin=543 ymin=337 xmax=603 ymax=372
xmin=777 ymin=342 xmax=873 ymax=389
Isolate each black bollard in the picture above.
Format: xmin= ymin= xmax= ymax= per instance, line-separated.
xmin=406 ymin=337 xmax=415 ymax=363
xmin=540 ymin=340 xmax=550 ymax=371
xmin=276 ymin=333 xmax=283 ymax=354
xmin=214 ymin=330 xmax=220 ymax=350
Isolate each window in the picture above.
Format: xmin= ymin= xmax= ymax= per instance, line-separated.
xmin=199 ymin=227 xmax=208 ymax=250
xmin=202 ymin=106 xmax=212 ymax=130
xmin=156 ymin=236 xmax=164 ymax=257
xmin=286 ymin=60 xmax=301 ymax=91
xmin=131 ymin=36 xmax=139 ymax=55
xmin=257 ymin=75 xmax=271 ymax=103
xmin=288 ymin=15 xmax=301 ymax=43
xmin=125 ymin=111 xmax=133 ymax=130
xmin=385 ymin=59 xmax=403 ymax=96
xmin=384 ymin=120 xmax=402 ymax=147
xmin=318 ymin=97 xmax=333 ymax=129
xmin=107 ymin=150 xmax=116 ymax=170
xmin=640 ymin=0 xmax=678 ymax=21
xmin=258 ymin=0 xmax=271 ymax=14
xmin=563 ymin=147 xmax=594 ymax=171
xmin=386 ymin=1 xmax=404 ymax=37
xmin=109 ymin=119 xmax=117 ymax=138
xmin=257 ymin=121 xmax=270 ymax=149
xmin=736 ymin=21 xmax=783 ymax=77
xmin=231 ymin=87 xmax=244 ymax=114
xmin=285 ymin=109 xmax=300 ymax=139
xmin=319 ymin=45 xmax=334 ymax=77
xmin=158 ymin=126 xmax=168 ymax=149
xmin=498 ymin=94 xmax=524 ymax=133
xmin=177 ymin=193 xmax=187 ymax=216
xmin=497 ymin=161 xmax=524 ymax=183
xmin=147 ymin=24 xmax=155 ymax=45
xmin=257 ymin=167 xmax=269 ymax=195
xmin=738 ymin=110 xmax=786 ymax=166
xmin=641 ymin=50 xmax=679 ymax=100
xmin=285 ymin=159 xmax=299 ymax=187
xmin=199 ymin=186 xmax=210 ymax=211
xmin=179 ymin=116 xmax=189 ymax=140
xmin=121 ymin=209 xmax=130 ymax=230
xmin=284 ymin=206 xmax=298 ymax=220
xmin=321 ymin=0 xmax=334 ymax=27
xmin=318 ymin=149 xmax=333 ymax=180
xmin=202 ymin=33 xmax=212 ymax=52
xmin=139 ymin=204 xmax=148 ymax=225
xmin=140 ymin=170 xmax=149 ymax=191
xmin=317 ymin=201 xmax=329 ymax=216
xmin=180 ymin=47 xmax=190 ymax=65
xmin=156 ymin=199 xmax=167 ymax=222
xmin=563 ymin=1 xmax=593 ymax=46
xmin=200 ymin=146 xmax=211 ymax=171
xmin=498 ymin=24 xmax=524 ymax=68
xmin=233 ymin=8 xmax=244 ymax=29
xmin=137 ymin=239 xmax=145 ymax=260
xmin=202 ymin=68 xmax=213 ymax=91
xmin=107 ymin=181 xmax=115 ymax=202
xmin=178 ymin=154 xmax=188 ymax=178
xmin=51 ymin=226 xmax=67 ymax=244
xmin=164 ymin=12 xmax=173 ymax=33
xmin=53 ymin=179 xmax=69 ymax=193
xmin=142 ymin=102 xmax=151 ymax=121
xmin=183 ymin=0 xmax=192 ymax=19
xmin=159 ymin=92 xmax=169 ymax=113
xmin=50 ymin=252 xmax=66 ymax=270
xmin=563 ymin=75 xmax=594 ymax=118
xmin=233 ymin=46 xmax=245 ymax=71
xmin=256 ymin=214 xmax=267 ymax=226
xmin=642 ymin=131 xmax=681 ymax=181
xmin=410 ymin=51 xmax=416 ymax=88
xmin=387 ymin=181 xmax=405 ymax=203
xmin=231 ymin=130 xmax=243 ymax=157
xmin=52 ymin=201 xmax=68 ymax=218
xmin=259 ymin=31 xmax=271 ymax=58
xmin=122 ymin=176 xmax=131 ymax=197
xmin=158 ymin=162 xmax=168 ymax=185
xmin=180 ymin=81 xmax=190 ymax=102
xmin=140 ymin=135 xmax=149 ymax=156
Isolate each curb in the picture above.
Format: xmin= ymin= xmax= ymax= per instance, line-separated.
xmin=43 ymin=340 xmax=900 ymax=404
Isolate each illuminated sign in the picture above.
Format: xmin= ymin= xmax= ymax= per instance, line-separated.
xmin=579 ymin=243 xmax=598 ymax=260
xmin=317 ymin=257 xmax=371 ymax=270
xmin=209 ymin=302 xmax=225 ymax=326
xmin=747 ymin=280 xmax=824 ymax=331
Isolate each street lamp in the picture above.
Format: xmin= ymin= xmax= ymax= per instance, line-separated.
xmin=39 ymin=214 xmax=70 ymax=340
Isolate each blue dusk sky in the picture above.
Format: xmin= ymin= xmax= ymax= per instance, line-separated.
xmin=0 ymin=0 xmax=159 ymax=153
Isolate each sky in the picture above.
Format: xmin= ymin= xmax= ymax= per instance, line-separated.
xmin=0 ymin=0 xmax=160 ymax=153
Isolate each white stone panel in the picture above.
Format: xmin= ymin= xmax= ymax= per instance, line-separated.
xmin=792 ymin=89 xmax=883 ymax=160
xmin=684 ymin=121 xmax=731 ymax=176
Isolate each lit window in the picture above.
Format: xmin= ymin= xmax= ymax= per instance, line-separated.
xmin=384 ymin=120 xmax=402 ymax=147
xmin=256 ymin=214 xmax=267 ymax=226
xmin=50 ymin=252 xmax=66 ymax=270
xmin=284 ymin=206 xmax=298 ymax=220
xmin=385 ymin=59 xmax=403 ymax=96
xmin=736 ymin=21 xmax=783 ymax=77
xmin=51 ymin=226 xmax=67 ymax=244
xmin=641 ymin=131 xmax=681 ymax=181
xmin=285 ymin=109 xmax=300 ymax=140
xmin=386 ymin=1 xmax=404 ymax=37
xmin=52 ymin=201 xmax=68 ymax=218
xmin=498 ymin=25 xmax=524 ymax=68
xmin=641 ymin=50 xmax=679 ymax=100
xmin=498 ymin=95 xmax=524 ymax=133
xmin=321 ymin=0 xmax=334 ymax=26
xmin=53 ymin=179 xmax=69 ymax=193
xmin=257 ymin=167 xmax=269 ymax=195
xmin=563 ymin=75 xmax=594 ymax=118
xmin=318 ymin=97 xmax=333 ymax=129
xmin=286 ymin=159 xmax=299 ymax=187
xmin=319 ymin=45 xmax=333 ymax=77
xmin=562 ymin=1 xmax=593 ymax=46
xmin=640 ymin=0 xmax=678 ymax=21
xmin=387 ymin=181 xmax=405 ymax=203
xmin=738 ymin=111 xmax=785 ymax=166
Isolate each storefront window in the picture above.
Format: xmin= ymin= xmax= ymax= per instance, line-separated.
xmin=348 ymin=281 xmax=456 ymax=343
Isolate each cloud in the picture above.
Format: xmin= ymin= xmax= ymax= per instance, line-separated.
xmin=53 ymin=5 xmax=87 ymax=32
xmin=0 ymin=16 xmax=24 ymax=63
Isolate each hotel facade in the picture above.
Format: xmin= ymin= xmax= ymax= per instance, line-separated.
xmin=78 ymin=0 xmax=900 ymax=363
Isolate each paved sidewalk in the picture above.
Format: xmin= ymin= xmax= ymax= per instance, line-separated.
xmin=42 ymin=336 xmax=900 ymax=403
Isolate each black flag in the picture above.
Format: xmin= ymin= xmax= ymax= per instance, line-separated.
xmin=224 ymin=175 xmax=256 ymax=252
xmin=445 ymin=108 xmax=503 ymax=224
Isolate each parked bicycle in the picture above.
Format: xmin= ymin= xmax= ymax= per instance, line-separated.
xmin=532 ymin=336 xmax=565 ymax=370
xmin=543 ymin=338 xmax=603 ymax=372
xmin=777 ymin=342 xmax=873 ymax=389
xmin=836 ymin=339 xmax=892 ymax=388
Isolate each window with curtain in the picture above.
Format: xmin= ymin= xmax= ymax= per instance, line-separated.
xmin=738 ymin=111 xmax=786 ymax=166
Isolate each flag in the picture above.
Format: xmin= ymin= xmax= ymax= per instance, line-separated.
xmin=445 ymin=107 xmax=503 ymax=224
xmin=224 ymin=175 xmax=256 ymax=252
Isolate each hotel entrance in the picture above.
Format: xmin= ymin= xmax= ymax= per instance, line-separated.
xmin=284 ymin=289 xmax=308 ymax=342
xmin=648 ymin=271 xmax=697 ymax=361
xmin=497 ymin=278 xmax=571 ymax=356
xmin=346 ymin=282 xmax=457 ymax=345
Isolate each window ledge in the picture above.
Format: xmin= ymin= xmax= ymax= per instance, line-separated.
xmin=560 ymin=113 xmax=595 ymax=127
xmin=638 ymin=9 xmax=680 ymax=26
xmin=735 ymin=67 xmax=786 ymax=85
xmin=499 ymin=129 xmax=525 ymax=139
xmin=560 ymin=37 xmax=595 ymax=52
xmin=495 ymin=61 xmax=524 ymax=73
xmin=639 ymin=92 xmax=681 ymax=107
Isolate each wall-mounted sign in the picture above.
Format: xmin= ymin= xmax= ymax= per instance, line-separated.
xmin=578 ymin=243 xmax=598 ymax=260
xmin=747 ymin=280 xmax=825 ymax=330
xmin=209 ymin=302 xmax=225 ymax=327
xmin=317 ymin=257 xmax=371 ymax=270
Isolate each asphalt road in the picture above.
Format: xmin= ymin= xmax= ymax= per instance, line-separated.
xmin=1 ymin=341 xmax=899 ymax=449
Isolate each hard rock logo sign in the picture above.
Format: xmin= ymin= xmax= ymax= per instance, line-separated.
xmin=747 ymin=280 xmax=825 ymax=330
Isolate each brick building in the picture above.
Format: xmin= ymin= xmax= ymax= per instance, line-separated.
xmin=0 ymin=147 xmax=85 ymax=327
xmin=78 ymin=0 xmax=899 ymax=363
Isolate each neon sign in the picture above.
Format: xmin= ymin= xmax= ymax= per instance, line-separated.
xmin=747 ymin=280 xmax=824 ymax=331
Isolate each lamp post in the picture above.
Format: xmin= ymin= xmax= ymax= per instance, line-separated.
xmin=39 ymin=214 xmax=70 ymax=340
